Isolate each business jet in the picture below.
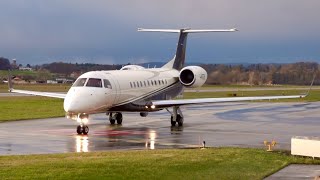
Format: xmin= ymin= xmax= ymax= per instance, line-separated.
xmin=8 ymin=28 xmax=307 ymax=135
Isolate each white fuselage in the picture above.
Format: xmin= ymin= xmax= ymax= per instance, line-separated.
xmin=63 ymin=67 xmax=180 ymax=114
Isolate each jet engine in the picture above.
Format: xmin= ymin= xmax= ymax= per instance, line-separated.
xmin=179 ymin=66 xmax=207 ymax=88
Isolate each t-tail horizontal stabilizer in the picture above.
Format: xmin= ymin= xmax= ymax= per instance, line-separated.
xmin=137 ymin=28 xmax=238 ymax=33
xmin=138 ymin=28 xmax=237 ymax=70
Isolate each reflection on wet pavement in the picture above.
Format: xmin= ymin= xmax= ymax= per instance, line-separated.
xmin=1 ymin=102 xmax=320 ymax=155
xmin=76 ymin=135 xmax=89 ymax=152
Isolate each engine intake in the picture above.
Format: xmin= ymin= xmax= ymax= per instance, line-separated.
xmin=179 ymin=66 xmax=207 ymax=88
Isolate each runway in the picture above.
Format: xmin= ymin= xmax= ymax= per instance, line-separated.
xmin=0 ymin=102 xmax=320 ymax=155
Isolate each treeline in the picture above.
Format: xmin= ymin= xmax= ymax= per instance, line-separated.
xmin=201 ymin=62 xmax=319 ymax=85
xmin=39 ymin=62 xmax=124 ymax=75
xmin=0 ymin=57 xmax=11 ymax=70
xmin=1 ymin=56 xmax=319 ymax=85
xmin=40 ymin=61 xmax=320 ymax=85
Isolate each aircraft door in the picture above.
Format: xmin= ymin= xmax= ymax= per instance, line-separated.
xmin=102 ymin=75 xmax=115 ymax=106
xmin=107 ymin=74 xmax=121 ymax=105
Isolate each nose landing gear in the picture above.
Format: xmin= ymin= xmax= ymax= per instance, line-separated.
xmin=76 ymin=113 xmax=89 ymax=135
xmin=77 ymin=125 xmax=89 ymax=135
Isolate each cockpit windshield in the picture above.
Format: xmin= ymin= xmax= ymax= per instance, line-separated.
xmin=86 ymin=78 xmax=102 ymax=88
xmin=73 ymin=78 xmax=87 ymax=87
xmin=104 ymin=79 xmax=112 ymax=89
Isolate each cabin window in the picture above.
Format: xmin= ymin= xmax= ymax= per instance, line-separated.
xmin=130 ymin=82 xmax=132 ymax=88
xmin=162 ymin=80 xmax=164 ymax=85
xmin=158 ymin=80 xmax=161 ymax=85
xmin=73 ymin=78 xmax=87 ymax=87
xmin=151 ymin=81 xmax=153 ymax=86
xmin=165 ymin=79 xmax=167 ymax=84
xmin=103 ymin=79 xmax=112 ymax=89
xmin=86 ymin=78 xmax=102 ymax=87
xmin=140 ymin=81 xmax=143 ymax=87
xmin=144 ymin=81 xmax=146 ymax=86
xmin=133 ymin=82 xmax=136 ymax=88
xmin=147 ymin=81 xmax=150 ymax=86
xmin=155 ymin=80 xmax=157 ymax=85
xmin=137 ymin=82 xmax=140 ymax=87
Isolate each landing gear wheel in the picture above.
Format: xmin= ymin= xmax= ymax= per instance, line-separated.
xmin=83 ymin=125 xmax=89 ymax=135
xmin=77 ymin=125 xmax=82 ymax=135
xmin=115 ymin=113 xmax=123 ymax=125
xmin=170 ymin=116 xmax=176 ymax=126
xmin=110 ymin=119 xmax=115 ymax=125
xmin=76 ymin=125 xmax=89 ymax=135
xmin=177 ymin=115 xmax=184 ymax=127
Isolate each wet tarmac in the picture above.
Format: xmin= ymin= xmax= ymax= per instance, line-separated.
xmin=0 ymin=102 xmax=320 ymax=155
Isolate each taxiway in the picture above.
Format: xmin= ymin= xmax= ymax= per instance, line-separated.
xmin=0 ymin=102 xmax=319 ymax=155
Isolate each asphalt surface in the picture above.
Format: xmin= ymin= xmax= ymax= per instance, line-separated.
xmin=265 ymin=165 xmax=320 ymax=180
xmin=1 ymin=102 xmax=320 ymax=155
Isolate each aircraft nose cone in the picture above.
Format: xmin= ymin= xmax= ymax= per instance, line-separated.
xmin=64 ymin=90 xmax=90 ymax=113
xmin=63 ymin=100 xmax=73 ymax=112
xmin=64 ymin=90 xmax=77 ymax=112
xmin=64 ymin=97 xmax=75 ymax=112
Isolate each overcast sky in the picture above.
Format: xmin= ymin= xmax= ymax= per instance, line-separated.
xmin=0 ymin=0 xmax=319 ymax=65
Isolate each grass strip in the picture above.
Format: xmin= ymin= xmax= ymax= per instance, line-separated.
xmin=0 ymin=148 xmax=319 ymax=179
xmin=0 ymin=96 xmax=64 ymax=122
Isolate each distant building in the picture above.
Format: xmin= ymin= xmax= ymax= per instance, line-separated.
xmin=56 ymin=78 xmax=74 ymax=84
xmin=19 ymin=67 xmax=33 ymax=71
xmin=12 ymin=77 xmax=27 ymax=84
xmin=47 ymin=80 xmax=58 ymax=84
xmin=11 ymin=59 xmax=18 ymax=69
xmin=70 ymin=71 xmax=81 ymax=78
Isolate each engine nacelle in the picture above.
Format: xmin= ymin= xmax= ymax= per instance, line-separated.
xmin=179 ymin=66 xmax=207 ymax=88
xmin=120 ymin=65 xmax=145 ymax=70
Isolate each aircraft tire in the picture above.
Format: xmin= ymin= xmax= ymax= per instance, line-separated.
xmin=116 ymin=113 xmax=123 ymax=124
xmin=177 ymin=115 xmax=184 ymax=127
xmin=110 ymin=119 xmax=115 ymax=125
xmin=170 ymin=116 xmax=176 ymax=126
xmin=83 ymin=125 xmax=89 ymax=135
xmin=77 ymin=125 xmax=82 ymax=135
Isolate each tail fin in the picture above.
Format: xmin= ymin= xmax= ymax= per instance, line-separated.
xmin=138 ymin=28 xmax=237 ymax=70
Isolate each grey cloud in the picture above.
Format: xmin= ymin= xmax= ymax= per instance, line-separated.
xmin=0 ymin=0 xmax=319 ymax=64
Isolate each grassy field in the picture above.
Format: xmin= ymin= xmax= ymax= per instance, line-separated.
xmin=0 ymin=84 xmax=70 ymax=93
xmin=0 ymin=148 xmax=318 ymax=179
xmin=0 ymin=96 xmax=64 ymax=122
xmin=0 ymin=70 xmax=38 ymax=77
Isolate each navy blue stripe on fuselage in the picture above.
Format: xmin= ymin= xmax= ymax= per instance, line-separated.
xmin=109 ymin=81 xmax=183 ymax=112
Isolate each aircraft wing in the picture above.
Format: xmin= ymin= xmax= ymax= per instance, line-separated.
xmin=150 ymin=95 xmax=305 ymax=108
xmin=9 ymin=89 xmax=66 ymax=99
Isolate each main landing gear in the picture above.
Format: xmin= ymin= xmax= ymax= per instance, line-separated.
xmin=76 ymin=113 xmax=89 ymax=135
xmin=167 ymin=106 xmax=184 ymax=127
xmin=108 ymin=112 xmax=123 ymax=125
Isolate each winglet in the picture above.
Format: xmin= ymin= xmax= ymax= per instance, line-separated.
xmin=304 ymin=73 xmax=316 ymax=97
xmin=8 ymin=70 xmax=13 ymax=92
